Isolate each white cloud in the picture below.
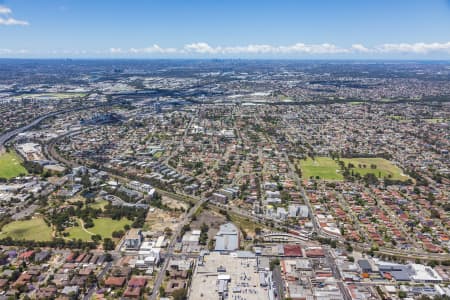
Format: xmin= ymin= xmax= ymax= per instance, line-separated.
xmin=351 ymin=44 xmax=371 ymax=53
xmin=109 ymin=48 xmax=123 ymax=54
xmin=109 ymin=41 xmax=450 ymax=56
xmin=0 ymin=17 xmax=29 ymax=26
xmin=130 ymin=44 xmax=178 ymax=54
xmin=180 ymin=42 xmax=351 ymax=55
xmin=4 ymin=41 xmax=450 ymax=57
xmin=184 ymin=42 xmax=217 ymax=54
xmin=0 ymin=5 xmax=12 ymax=15
xmin=0 ymin=48 xmax=28 ymax=54
xmin=0 ymin=5 xmax=29 ymax=26
xmin=0 ymin=48 xmax=12 ymax=54
xmin=375 ymin=42 xmax=450 ymax=54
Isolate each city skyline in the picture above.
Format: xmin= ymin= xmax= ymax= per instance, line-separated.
xmin=1 ymin=0 xmax=450 ymax=59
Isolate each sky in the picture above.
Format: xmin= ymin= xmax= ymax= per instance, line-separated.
xmin=1 ymin=0 xmax=450 ymax=59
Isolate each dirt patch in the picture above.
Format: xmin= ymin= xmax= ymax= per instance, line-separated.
xmin=161 ymin=195 xmax=189 ymax=211
xmin=145 ymin=208 xmax=183 ymax=234
xmin=65 ymin=195 xmax=85 ymax=204
xmin=190 ymin=208 xmax=227 ymax=240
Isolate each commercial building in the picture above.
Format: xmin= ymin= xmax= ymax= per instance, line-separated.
xmin=214 ymin=223 xmax=240 ymax=252
xmin=124 ymin=229 xmax=143 ymax=250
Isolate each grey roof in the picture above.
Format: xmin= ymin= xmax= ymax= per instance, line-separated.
xmin=299 ymin=205 xmax=309 ymax=218
xmin=61 ymin=286 xmax=79 ymax=295
xmin=235 ymin=251 xmax=256 ymax=258
xmin=217 ymin=223 xmax=238 ymax=235
xmin=358 ymin=259 xmax=372 ymax=271
xmin=214 ymin=223 xmax=239 ymax=251
xmin=388 ymin=270 xmax=411 ymax=281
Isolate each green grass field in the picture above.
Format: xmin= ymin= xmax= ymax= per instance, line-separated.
xmin=0 ymin=151 xmax=28 ymax=179
xmin=13 ymin=92 xmax=86 ymax=100
xmin=88 ymin=200 xmax=109 ymax=211
xmin=0 ymin=218 xmax=53 ymax=241
xmin=297 ymin=157 xmax=343 ymax=180
xmin=341 ymin=157 xmax=408 ymax=180
xmin=153 ymin=151 xmax=164 ymax=159
xmin=66 ymin=220 xmax=92 ymax=241
xmin=424 ymin=118 xmax=447 ymax=124
xmin=90 ymin=218 xmax=131 ymax=237
xmin=67 ymin=217 xmax=131 ymax=241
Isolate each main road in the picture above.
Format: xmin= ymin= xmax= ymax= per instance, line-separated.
xmin=0 ymin=111 xmax=61 ymax=151
xmin=149 ymin=196 xmax=207 ymax=300
xmin=0 ymin=101 xmax=119 ymax=152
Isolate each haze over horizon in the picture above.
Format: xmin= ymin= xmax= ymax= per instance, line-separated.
xmin=1 ymin=0 xmax=450 ymax=59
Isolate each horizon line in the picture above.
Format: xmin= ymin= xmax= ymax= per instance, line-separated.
xmin=1 ymin=57 xmax=450 ymax=62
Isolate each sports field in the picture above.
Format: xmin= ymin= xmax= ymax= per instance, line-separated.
xmin=67 ymin=217 xmax=131 ymax=241
xmin=297 ymin=157 xmax=343 ymax=180
xmin=0 ymin=152 xmax=28 ymax=179
xmin=341 ymin=157 xmax=408 ymax=180
xmin=0 ymin=218 xmax=53 ymax=241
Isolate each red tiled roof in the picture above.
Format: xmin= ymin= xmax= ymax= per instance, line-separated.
xmin=283 ymin=244 xmax=302 ymax=257
xmin=128 ymin=277 xmax=146 ymax=288
xmin=124 ymin=286 xmax=141 ymax=298
xmin=19 ymin=250 xmax=34 ymax=259
xmin=105 ymin=276 xmax=126 ymax=287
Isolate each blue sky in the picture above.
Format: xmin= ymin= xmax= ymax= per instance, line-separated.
xmin=1 ymin=0 xmax=450 ymax=58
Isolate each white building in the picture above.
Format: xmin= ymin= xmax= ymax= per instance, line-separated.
xmin=214 ymin=223 xmax=240 ymax=252
xmin=408 ymin=264 xmax=443 ymax=283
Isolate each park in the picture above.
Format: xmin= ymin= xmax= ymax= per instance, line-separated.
xmin=297 ymin=157 xmax=408 ymax=181
xmin=0 ymin=151 xmax=28 ymax=179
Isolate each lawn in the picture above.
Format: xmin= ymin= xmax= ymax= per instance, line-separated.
xmin=66 ymin=220 xmax=92 ymax=241
xmin=67 ymin=217 xmax=131 ymax=241
xmin=153 ymin=151 xmax=164 ymax=159
xmin=0 ymin=218 xmax=53 ymax=241
xmin=90 ymin=218 xmax=131 ymax=237
xmin=297 ymin=157 xmax=343 ymax=180
xmin=340 ymin=157 xmax=409 ymax=181
xmin=13 ymin=93 xmax=86 ymax=100
xmin=0 ymin=151 xmax=28 ymax=179
xmin=424 ymin=118 xmax=447 ymax=124
xmin=89 ymin=200 xmax=109 ymax=211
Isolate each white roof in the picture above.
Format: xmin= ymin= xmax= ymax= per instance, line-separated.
xmin=409 ymin=264 xmax=442 ymax=282
xmin=218 ymin=274 xmax=231 ymax=280
xmin=385 ymin=285 xmax=396 ymax=293
xmin=144 ymin=256 xmax=156 ymax=262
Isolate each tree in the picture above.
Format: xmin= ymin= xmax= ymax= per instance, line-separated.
xmin=269 ymin=258 xmax=280 ymax=271
xmin=104 ymin=253 xmax=113 ymax=262
xmin=81 ymin=173 xmax=91 ymax=188
xmin=164 ymin=227 xmax=173 ymax=237
xmin=330 ymin=240 xmax=337 ymax=248
xmin=103 ymin=238 xmax=115 ymax=250
xmin=430 ymin=209 xmax=440 ymax=219
xmin=112 ymin=230 xmax=125 ymax=238
xmin=172 ymin=288 xmax=187 ymax=300
xmin=159 ymin=287 xmax=166 ymax=297
xmin=91 ymin=234 xmax=102 ymax=243
xmin=398 ymin=291 xmax=407 ymax=299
